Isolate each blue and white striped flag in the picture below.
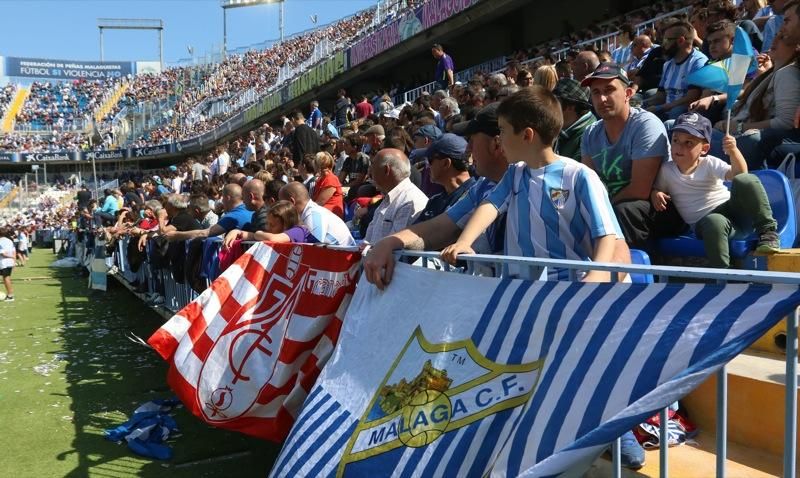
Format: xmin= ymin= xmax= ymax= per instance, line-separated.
xmin=270 ymin=264 xmax=800 ymax=477
xmin=686 ymin=26 xmax=756 ymax=110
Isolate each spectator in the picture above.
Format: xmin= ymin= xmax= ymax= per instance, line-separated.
xmin=440 ymin=85 xmax=623 ymax=282
xmin=355 ymin=94 xmax=374 ymax=120
xmin=763 ymin=0 xmax=791 ymax=51
xmin=432 ymin=43 xmax=455 ymax=90
xmin=612 ymin=23 xmax=637 ymax=65
xmin=299 ymin=154 xmax=317 ymax=193
xmin=224 ymin=200 xmax=316 ymax=247
xmin=278 ymin=182 xmax=355 ymax=246
xmin=242 ymin=179 xmax=269 ymax=232
xmin=289 ymin=110 xmax=320 ymax=165
xmin=533 ymin=65 xmax=559 ymax=91
xmin=651 ymin=113 xmax=779 ymax=267
xmin=363 ymin=148 xmax=429 ymax=244
xmin=553 ymin=78 xmax=597 ymax=160
xmin=581 ymin=63 xmax=686 ymax=249
xmin=646 ymin=20 xmax=708 ymax=119
xmin=334 ymin=89 xmax=352 ymax=127
xmin=364 ymin=124 xmax=386 ymax=156
xmin=312 ymin=152 xmax=345 ymax=218
xmin=517 ymin=68 xmax=534 ymax=87
xmin=707 ymin=33 xmax=800 ymax=165
xmin=571 ymin=51 xmax=601 ymax=82
xmin=307 ymin=100 xmax=323 ymax=131
xmin=165 ymin=183 xmax=250 ymax=241
xmin=414 ymin=133 xmax=475 ymax=223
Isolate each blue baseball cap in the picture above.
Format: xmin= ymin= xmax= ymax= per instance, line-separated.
xmin=414 ymin=124 xmax=443 ymax=141
xmin=425 ymin=133 xmax=468 ymax=163
xmin=673 ymin=112 xmax=712 ymax=143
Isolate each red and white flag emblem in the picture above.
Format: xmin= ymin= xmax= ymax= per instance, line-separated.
xmin=148 ymin=242 xmax=361 ymax=441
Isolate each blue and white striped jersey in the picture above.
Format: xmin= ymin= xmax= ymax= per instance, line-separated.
xmin=660 ymin=48 xmax=708 ymax=105
xmin=485 ymin=157 xmax=622 ymax=279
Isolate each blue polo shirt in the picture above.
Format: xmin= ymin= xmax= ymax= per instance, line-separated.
xmin=217 ymin=203 xmax=252 ymax=233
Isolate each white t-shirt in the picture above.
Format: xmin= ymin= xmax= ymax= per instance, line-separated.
xmin=17 ymin=232 xmax=28 ymax=250
xmin=654 ymin=155 xmax=731 ymax=226
xmin=0 ymin=237 xmax=15 ymax=269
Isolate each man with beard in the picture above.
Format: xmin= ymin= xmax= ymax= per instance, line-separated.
xmin=645 ymin=20 xmax=708 ymax=120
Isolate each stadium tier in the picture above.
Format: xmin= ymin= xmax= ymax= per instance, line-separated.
xmin=2 ymin=0 xmax=688 ymax=165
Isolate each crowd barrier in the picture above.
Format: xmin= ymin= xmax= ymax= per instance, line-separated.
xmin=87 ymin=230 xmax=800 ymax=478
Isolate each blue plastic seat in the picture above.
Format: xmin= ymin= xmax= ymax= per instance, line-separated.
xmin=656 ymin=169 xmax=797 ymax=260
xmin=629 ymin=249 xmax=654 ymax=284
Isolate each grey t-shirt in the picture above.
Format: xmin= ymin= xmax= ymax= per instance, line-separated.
xmin=580 ymin=107 xmax=669 ymax=197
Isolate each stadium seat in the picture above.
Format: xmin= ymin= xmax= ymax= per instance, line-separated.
xmin=629 ymin=249 xmax=654 ymax=284
xmin=656 ymin=169 xmax=797 ymax=260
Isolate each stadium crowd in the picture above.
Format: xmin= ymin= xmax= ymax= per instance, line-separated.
xmin=0 ymin=0 xmax=797 ymax=470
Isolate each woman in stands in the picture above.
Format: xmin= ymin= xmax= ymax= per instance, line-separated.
xmin=223 ymin=200 xmax=314 ymax=248
xmin=701 ymin=33 xmax=800 ymax=166
xmin=312 ymin=151 xmax=345 ymax=218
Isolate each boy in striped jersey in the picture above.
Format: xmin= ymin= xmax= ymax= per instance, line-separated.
xmin=441 ymin=86 xmax=624 ymax=282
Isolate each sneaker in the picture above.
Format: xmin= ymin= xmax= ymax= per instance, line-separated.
xmin=756 ymin=230 xmax=780 ymax=254
xmin=620 ymin=430 xmax=645 ymax=469
xmin=3 ymin=296 xmax=14 ymax=302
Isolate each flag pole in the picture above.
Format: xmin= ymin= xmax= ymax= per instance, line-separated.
xmin=725 ymin=109 xmax=731 ymax=136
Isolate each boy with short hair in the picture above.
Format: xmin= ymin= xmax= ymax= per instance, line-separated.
xmin=650 ymin=112 xmax=779 ymax=268
xmin=0 ymin=227 xmax=16 ymax=302
xmin=441 ymin=86 xmax=624 ymax=282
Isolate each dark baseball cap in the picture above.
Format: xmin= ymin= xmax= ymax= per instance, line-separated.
xmin=672 ymin=112 xmax=712 ymax=143
xmin=452 ymin=102 xmax=500 ymax=137
xmin=425 ymin=133 xmax=468 ymax=162
xmin=413 ymin=124 xmax=443 ymax=141
xmin=553 ymin=78 xmax=591 ymax=108
xmin=580 ymin=62 xmax=631 ymax=87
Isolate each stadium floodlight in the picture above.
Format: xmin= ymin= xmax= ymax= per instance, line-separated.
xmin=221 ymin=0 xmax=285 ymax=57
xmin=98 ymin=18 xmax=164 ymax=70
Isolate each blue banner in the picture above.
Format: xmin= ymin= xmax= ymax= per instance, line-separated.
xmin=172 ymin=138 xmax=200 ymax=155
xmin=0 ymin=152 xmax=19 ymax=162
xmin=129 ymin=145 xmax=171 ymax=158
xmin=3 ymin=56 xmax=134 ymax=80
xmin=21 ymin=151 xmax=78 ymax=162
xmin=82 ymin=149 xmax=127 ymax=161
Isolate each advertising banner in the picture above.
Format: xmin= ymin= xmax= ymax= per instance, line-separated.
xmin=129 ymin=145 xmax=171 ymax=159
xmin=288 ymin=51 xmax=347 ymax=100
xmin=349 ymin=0 xmax=480 ymax=68
xmin=173 ymin=137 xmax=201 ymax=155
xmin=4 ymin=57 xmax=134 ymax=80
xmin=21 ymin=151 xmax=78 ymax=162
xmin=82 ymin=149 xmax=127 ymax=161
xmin=0 ymin=152 xmax=18 ymax=162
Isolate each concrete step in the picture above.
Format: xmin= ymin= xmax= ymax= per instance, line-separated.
xmin=586 ymin=432 xmax=782 ymax=477
xmin=682 ymin=350 xmax=799 ymax=458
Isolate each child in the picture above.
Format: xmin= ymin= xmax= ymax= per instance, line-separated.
xmin=651 ymin=112 xmax=779 ymax=268
xmin=440 ymin=86 xmax=624 ymax=282
xmin=0 ymin=227 xmax=16 ymax=302
xmin=224 ymin=200 xmax=315 ymax=249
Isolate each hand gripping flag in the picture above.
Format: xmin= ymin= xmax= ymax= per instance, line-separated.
xmin=147 ymin=242 xmax=361 ymax=441
xmin=270 ymin=263 xmax=800 ymax=477
xmin=686 ymin=26 xmax=756 ymax=110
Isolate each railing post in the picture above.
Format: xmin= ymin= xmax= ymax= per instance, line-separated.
xmin=612 ymin=438 xmax=622 ymax=478
xmin=785 ymin=308 xmax=798 ymax=478
xmin=716 ymin=365 xmax=727 ymax=478
xmin=660 ymin=407 xmax=669 ymax=478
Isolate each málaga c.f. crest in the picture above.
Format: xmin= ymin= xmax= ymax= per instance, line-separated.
xmin=337 ymin=326 xmax=543 ymax=477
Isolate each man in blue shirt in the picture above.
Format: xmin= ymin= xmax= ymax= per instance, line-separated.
xmin=581 ymin=63 xmax=686 ymax=249
xmin=165 ymin=183 xmax=251 ymax=242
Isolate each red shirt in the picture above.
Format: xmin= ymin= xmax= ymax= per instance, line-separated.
xmin=313 ymin=172 xmax=345 ymax=218
xmin=354 ymin=101 xmax=373 ymax=119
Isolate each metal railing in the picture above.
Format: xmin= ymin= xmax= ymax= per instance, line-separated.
xmin=395 ymin=250 xmax=799 ymax=478
xmin=100 ymin=229 xmax=800 ymax=478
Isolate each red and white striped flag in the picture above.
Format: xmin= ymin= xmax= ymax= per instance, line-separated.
xmin=147 ymin=242 xmax=361 ymax=441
